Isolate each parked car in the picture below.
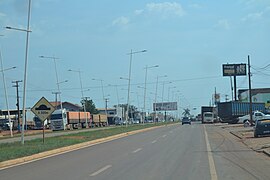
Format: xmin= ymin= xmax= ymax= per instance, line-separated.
xmin=182 ymin=117 xmax=191 ymax=125
xmin=132 ymin=119 xmax=140 ymax=124
xmin=254 ymin=117 xmax=270 ymax=138
xmin=238 ymin=111 xmax=269 ymax=124
xmin=115 ymin=118 xmax=124 ymax=125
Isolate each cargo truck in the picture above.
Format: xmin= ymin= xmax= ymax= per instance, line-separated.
xmin=50 ymin=109 xmax=91 ymax=130
xmin=201 ymin=106 xmax=216 ymax=123
xmin=217 ymin=101 xmax=266 ymax=124
xmin=92 ymin=114 xmax=108 ymax=127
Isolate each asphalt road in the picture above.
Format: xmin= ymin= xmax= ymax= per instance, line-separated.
xmin=1 ymin=123 xmax=270 ymax=180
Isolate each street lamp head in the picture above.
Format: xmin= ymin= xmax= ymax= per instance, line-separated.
xmin=5 ymin=26 xmax=11 ymax=29
xmin=39 ymin=55 xmax=44 ymax=58
xmin=141 ymin=50 xmax=147 ymax=53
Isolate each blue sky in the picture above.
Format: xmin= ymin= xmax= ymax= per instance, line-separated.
xmin=0 ymin=0 xmax=270 ymax=115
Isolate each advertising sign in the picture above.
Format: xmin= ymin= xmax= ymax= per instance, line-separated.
xmin=223 ymin=64 xmax=246 ymax=76
xmin=153 ymin=102 xmax=178 ymax=111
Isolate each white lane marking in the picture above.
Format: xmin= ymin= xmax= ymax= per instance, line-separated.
xmin=132 ymin=148 xmax=142 ymax=153
xmin=204 ymin=125 xmax=218 ymax=180
xmin=152 ymin=140 xmax=157 ymax=144
xmin=90 ymin=165 xmax=112 ymax=177
xmin=162 ymin=134 xmax=167 ymax=138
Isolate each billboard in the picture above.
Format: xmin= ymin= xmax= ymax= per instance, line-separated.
xmin=153 ymin=102 xmax=177 ymax=111
xmin=223 ymin=64 xmax=247 ymax=76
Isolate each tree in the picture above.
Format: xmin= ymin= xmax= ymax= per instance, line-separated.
xmin=182 ymin=108 xmax=191 ymax=117
xmin=81 ymin=99 xmax=99 ymax=114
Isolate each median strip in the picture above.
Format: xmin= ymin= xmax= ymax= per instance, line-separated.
xmin=0 ymin=123 xmax=177 ymax=169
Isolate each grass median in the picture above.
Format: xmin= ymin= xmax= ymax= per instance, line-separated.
xmin=0 ymin=122 xmax=176 ymax=162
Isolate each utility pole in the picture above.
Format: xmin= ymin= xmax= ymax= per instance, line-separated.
xmin=12 ymin=80 xmax=22 ymax=132
xmin=105 ymin=98 xmax=109 ymax=125
xmin=248 ymin=55 xmax=253 ymax=123
xmin=52 ymin=92 xmax=60 ymax=107
xmin=82 ymin=96 xmax=91 ymax=127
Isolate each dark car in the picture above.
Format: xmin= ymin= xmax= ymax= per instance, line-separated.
xmin=182 ymin=117 xmax=191 ymax=125
xmin=254 ymin=117 xmax=270 ymax=138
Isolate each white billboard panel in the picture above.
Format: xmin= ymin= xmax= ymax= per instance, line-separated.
xmin=153 ymin=102 xmax=177 ymax=111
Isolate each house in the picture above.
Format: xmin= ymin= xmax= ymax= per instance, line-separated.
xmin=50 ymin=101 xmax=82 ymax=112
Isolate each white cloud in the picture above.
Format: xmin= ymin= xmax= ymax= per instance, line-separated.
xmin=242 ymin=6 xmax=270 ymax=21
xmin=215 ymin=19 xmax=230 ymax=30
xmin=134 ymin=9 xmax=144 ymax=15
xmin=146 ymin=2 xmax=185 ymax=18
xmin=112 ymin=16 xmax=130 ymax=26
xmin=0 ymin=12 xmax=6 ymax=17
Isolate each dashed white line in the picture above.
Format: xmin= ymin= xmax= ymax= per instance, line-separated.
xmin=90 ymin=165 xmax=112 ymax=177
xmin=132 ymin=148 xmax=142 ymax=153
xmin=152 ymin=140 xmax=157 ymax=144
xmin=162 ymin=134 xmax=167 ymax=138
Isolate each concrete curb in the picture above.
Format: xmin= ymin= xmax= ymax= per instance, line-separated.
xmin=0 ymin=124 xmax=171 ymax=169
xmin=230 ymin=131 xmax=243 ymax=139
xmin=229 ymin=131 xmax=270 ymax=158
xmin=263 ymin=149 xmax=270 ymax=157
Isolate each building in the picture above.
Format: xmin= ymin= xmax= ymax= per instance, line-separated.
xmin=50 ymin=101 xmax=82 ymax=111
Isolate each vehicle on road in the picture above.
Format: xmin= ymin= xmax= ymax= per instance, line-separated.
xmin=254 ymin=117 xmax=270 ymax=138
xmin=217 ymin=101 xmax=266 ymax=124
xmin=203 ymin=112 xmax=215 ymax=123
xmin=181 ymin=117 xmax=191 ymax=125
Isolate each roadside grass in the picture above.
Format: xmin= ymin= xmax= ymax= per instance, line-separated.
xmin=0 ymin=122 xmax=176 ymax=162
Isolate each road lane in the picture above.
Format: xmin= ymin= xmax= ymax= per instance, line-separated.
xmin=1 ymin=124 xmax=210 ymax=180
xmin=1 ymin=123 xmax=270 ymax=180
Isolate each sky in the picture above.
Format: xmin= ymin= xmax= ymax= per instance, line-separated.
xmin=0 ymin=0 xmax=270 ymax=115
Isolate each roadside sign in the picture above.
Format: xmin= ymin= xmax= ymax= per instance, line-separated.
xmin=31 ymin=97 xmax=55 ymax=122
xmin=223 ymin=64 xmax=247 ymax=76
xmin=153 ymin=102 xmax=178 ymax=111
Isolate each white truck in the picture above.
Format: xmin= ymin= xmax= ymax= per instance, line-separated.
xmin=203 ymin=112 xmax=215 ymax=123
xmin=238 ymin=111 xmax=270 ymax=124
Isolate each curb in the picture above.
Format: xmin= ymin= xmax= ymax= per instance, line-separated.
xmin=263 ymin=149 xmax=270 ymax=157
xmin=230 ymin=131 xmax=243 ymax=139
xmin=0 ymin=124 xmax=171 ymax=169
xmin=230 ymin=130 xmax=270 ymax=157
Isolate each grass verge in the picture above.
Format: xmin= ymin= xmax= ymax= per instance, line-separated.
xmin=0 ymin=122 xmax=175 ymax=162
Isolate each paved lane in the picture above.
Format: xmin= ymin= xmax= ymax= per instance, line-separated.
xmin=1 ymin=123 xmax=270 ymax=180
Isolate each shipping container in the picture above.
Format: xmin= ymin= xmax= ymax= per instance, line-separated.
xmin=217 ymin=101 xmax=265 ymax=124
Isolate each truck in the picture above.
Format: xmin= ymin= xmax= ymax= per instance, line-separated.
xmin=217 ymin=101 xmax=266 ymax=124
xmin=238 ymin=111 xmax=270 ymax=124
xmin=201 ymin=106 xmax=216 ymax=123
xmin=203 ymin=112 xmax=215 ymax=123
xmin=92 ymin=114 xmax=108 ymax=127
xmin=50 ymin=109 xmax=91 ymax=130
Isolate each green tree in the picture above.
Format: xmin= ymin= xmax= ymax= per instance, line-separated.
xmin=81 ymin=99 xmax=99 ymax=114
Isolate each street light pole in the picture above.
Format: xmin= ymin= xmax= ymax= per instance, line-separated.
xmin=92 ymin=78 xmax=108 ymax=125
xmin=40 ymin=55 xmax=67 ymax=130
xmin=154 ymin=75 xmax=167 ymax=122
xmin=5 ymin=0 xmax=32 ymax=144
xmin=143 ymin=65 xmax=159 ymax=124
xmin=69 ymin=69 xmax=88 ymax=128
xmin=126 ymin=49 xmax=147 ymax=127
xmin=0 ymin=52 xmax=16 ymax=137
